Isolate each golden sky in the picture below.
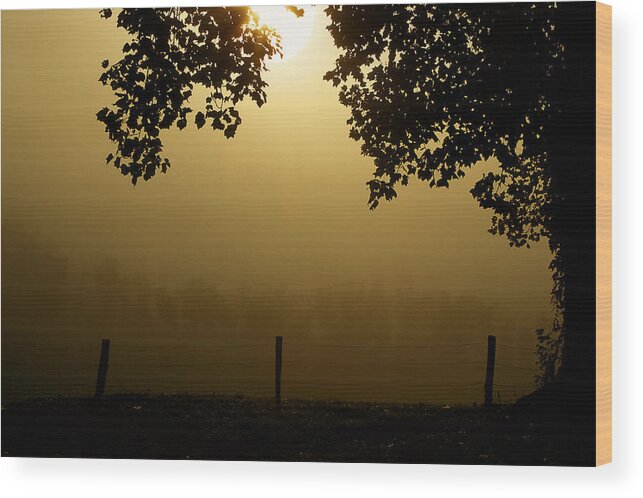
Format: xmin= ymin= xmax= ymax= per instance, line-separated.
xmin=2 ymin=8 xmax=555 ymax=403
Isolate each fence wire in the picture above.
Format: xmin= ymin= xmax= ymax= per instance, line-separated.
xmin=4 ymin=336 xmax=538 ymax=405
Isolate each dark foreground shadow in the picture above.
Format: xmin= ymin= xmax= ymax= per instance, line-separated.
xmin=2 ymin=394 xmax=594 ymax=466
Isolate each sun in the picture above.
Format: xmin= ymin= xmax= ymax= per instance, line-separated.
xmin=252 ymin=5 xmax=317 ymax=62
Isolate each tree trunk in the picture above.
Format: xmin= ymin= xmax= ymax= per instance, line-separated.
xmin=523 ymin=4 xmax=596 ymax=420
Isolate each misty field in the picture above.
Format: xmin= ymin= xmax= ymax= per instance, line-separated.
xmin=2 ymin=394 xmax=593 ymax=466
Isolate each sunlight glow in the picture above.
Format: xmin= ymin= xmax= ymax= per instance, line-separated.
xmin=253 ymin=5 xmax=317 ymax=62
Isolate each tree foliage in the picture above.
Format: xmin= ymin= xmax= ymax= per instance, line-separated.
xmin=325 ymin=3 xmax=562 ymax=250
xmin=324 ymin=4 xmax=593 ymax=382
xmin=97 ymin=7 xmax=280 ymax=185
xmin=534 ymin=327 xmax=563 ymax=388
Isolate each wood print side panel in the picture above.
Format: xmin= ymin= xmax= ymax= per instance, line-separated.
xmin=596 ymin=1 xmax=612 ymax=467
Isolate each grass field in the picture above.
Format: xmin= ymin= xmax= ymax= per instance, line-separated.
xmin=1 ymin=394 xmax=594 ymax=465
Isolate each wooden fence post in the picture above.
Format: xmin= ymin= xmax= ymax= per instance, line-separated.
xmin=95 ymin=338 xmax=110 ymax=397
xmin=484 ymin=335 xmax=496 ymax=406
xmin=275 ymin=335 xmax=283 ymax=405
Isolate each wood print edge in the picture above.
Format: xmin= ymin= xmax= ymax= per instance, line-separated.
xmin=596 ymin=0 xmax=612 ymax=467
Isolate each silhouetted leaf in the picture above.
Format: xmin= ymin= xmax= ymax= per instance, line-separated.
xmin=195 ymin=112 xmax=206 ymax=129
xmin=224 ymin=126 xmax=236 ymax=139
xmin=286 ymin=6 xmax=305 ymax=18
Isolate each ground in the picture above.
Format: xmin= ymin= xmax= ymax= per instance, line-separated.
xmin=1 ymin=394 xmax=594 ymax=465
